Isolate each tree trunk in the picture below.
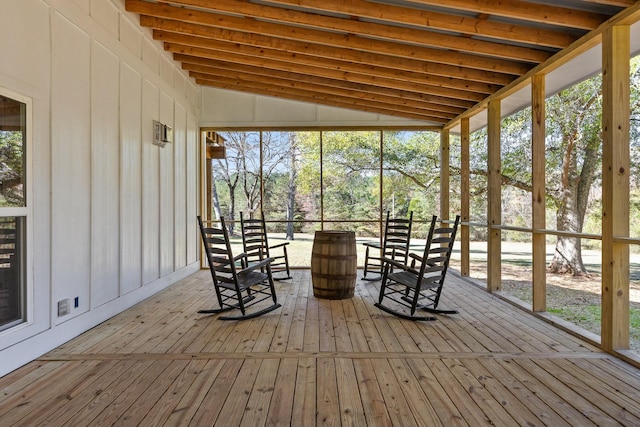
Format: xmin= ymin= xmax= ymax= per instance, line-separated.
xmin=547 ymin=131 xmax=599 ymax=276
xmin=286 ymin=135 xmax=298 ymax=240
xmin=211 ymin=162 xmax=222 ymax=222
xmin=549 ymin=211 xmax=588 ymax=275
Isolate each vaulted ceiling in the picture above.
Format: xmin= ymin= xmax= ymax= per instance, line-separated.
xmin=125 ymin=0 xmax=637 ymax=127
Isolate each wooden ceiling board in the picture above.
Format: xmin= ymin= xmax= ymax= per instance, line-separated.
xmin=125 ymin=0 xmax=636 ymax=127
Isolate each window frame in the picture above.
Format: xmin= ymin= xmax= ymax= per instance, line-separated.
xmin=0 ymin=86 xmax=33 ymax=334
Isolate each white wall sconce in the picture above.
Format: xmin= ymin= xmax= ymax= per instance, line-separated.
xmin=153 ymin=120 xmax=173 ymax=148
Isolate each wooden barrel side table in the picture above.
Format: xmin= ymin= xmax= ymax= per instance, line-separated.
xmin=311 ymin=230 xmax=357 ymax=299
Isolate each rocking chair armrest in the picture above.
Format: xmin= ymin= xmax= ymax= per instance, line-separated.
xmin=363 ymin=242 xmax=382 ymax=249
xmin=408 ymin=253 xmax=424 ymax=263
xmin=240 ymin=256 xmax=275 ymax=274
xmin=269 ymin=242 xmax=290 ymax=250
xmin=380 ymin=256 xmax=420 ymax=276
xmin=233 ymin=252 xmax=249 ymax=263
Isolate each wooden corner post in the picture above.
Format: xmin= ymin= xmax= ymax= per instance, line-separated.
xmin=532 ymin=74 xmax=547 ymax=312
xmin=487 ymin=100 xmax=502 ymax=291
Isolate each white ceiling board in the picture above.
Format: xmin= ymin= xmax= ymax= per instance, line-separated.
xmin=451 ymin=19 xmax=639 ymax=135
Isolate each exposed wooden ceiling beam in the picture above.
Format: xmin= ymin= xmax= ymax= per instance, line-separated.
xmin=128 ymin=0 xmax=543 ymax=69
xmin=259 ymin=0 xmax=579 ymax=49
xmin=159 ymin=0 xmax=552 ymax=62
xmin=152 ymin=27 xmax=501 ymax=96
xmin=144 ymin=16 xmax=516 ymax=86
xmin=124 ymin=0 xmax=633 ymax=126
xmin=183 ymin=62 xmax=467 ymax=117
xmin=164 ymin=40 xmax=486 ymax=105
xmin=175 ymin=53 xmax=477 ymax=110
xmin=407 ymin=0 xmax=612 ymax=30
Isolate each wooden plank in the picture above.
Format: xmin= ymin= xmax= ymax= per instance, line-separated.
xmin=189 ymin=359 xmax=245 ymax=426
xmin=269 ymin=278 xmax=299 ymax=352
xmin=316 ymin=358 xmax=340 ymax=427
xmin=53 ymin=360 xmax=153 ymax=426
xmin=0 ymin=361 xmax=98 ymax=423
xmin=387 ymin=358 xmax=443 ymax=426
xmin=404 ymin=358 xmax=468 ymax=427
xmin=291 ymin=357 xmax=317 ymax=427
xmin=478 ymin=358 xmax=572 ymax=426
xmin=0 ymin=361 xmax=65 ymax=396
xmin=286 ymin=274 xmax=310 ymax=352
xmin=369 ymin=358 xmax=419 ymax=427
xmin=2 ymin=271 xmax=640 ymax=427
xmin=442 ymin=358 xmax=518 ymax=426
xmin=318 ymin=298 xmax=337 ymax=352
xmin=352 ymin=359 xmax=393 ymax=427
xmin=541 ymin=358 xmax=640 ymax=424
xmin=498 ymin=356 xmax=597 ymax=426
xmin=265 ymin=357 xmax=297 ymax=427
xmin=515 ymin=359 xmax=619 ymax=426
xmin=161 ymin=359 xmax=227 ymax=427
xmin=335 ymin=358 xmax=367 ymax=426
xmin=352 ymin=284 xmax=387 ymax=352
xmin=342 ymin=297 xmax=370 ymax=352
xmin=570 ymin=358 xmax=640 ymax=404
xmin=463 ymin=358 xmax=546 ymax=426
xmin=214 ymin=359 xmax=262 ymax=426
xmin=111 ymin=360 xmax=190 ymax=427
xmin=240 ymin=359 xmax=280 ymax=427
xmin=303 ymin=272 xmax=321 ymax=352
xmin=14 ymin=359 xmax=133 ymax=427
xmin=138 ymin=359 xmax=210 ymax=427
xmin=424 ymin=358 xmax=494 ymax=426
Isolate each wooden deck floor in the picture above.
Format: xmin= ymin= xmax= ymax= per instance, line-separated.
xmin=2 ymin=270 xmax=640 ymax=426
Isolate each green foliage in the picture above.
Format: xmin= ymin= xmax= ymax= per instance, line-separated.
xmin=0 ymin=129 xmax=25 ymax=207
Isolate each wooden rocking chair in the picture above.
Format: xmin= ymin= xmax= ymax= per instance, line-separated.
xmin=240 ymin=211 xmax=292 ymax=280
xmin=362 ymin=211 xmax=413 ymax=281
xmin=375 ymin=215 xmax=460 ymax=321
xmin=197 ymin=216 xmax=281 ymax=320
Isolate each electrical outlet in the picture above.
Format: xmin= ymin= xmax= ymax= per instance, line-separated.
xmin=57 ymin=299 xmax=70 ymax=317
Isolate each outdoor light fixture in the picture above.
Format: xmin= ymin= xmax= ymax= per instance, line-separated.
xmin=153 ymin=120 xmax=173 ymax=148
xmin=206 ymin=131 xmax=226 ymax=159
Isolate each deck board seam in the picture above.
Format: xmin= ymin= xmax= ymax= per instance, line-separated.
xmin=36 ymin=351 xmax=615 ymax=361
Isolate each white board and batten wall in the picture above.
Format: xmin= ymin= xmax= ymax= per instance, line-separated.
xmin=0 ymin=0 xmax=200 ymax=376
xmin=0 ymin=0 xmax=433 ymax=377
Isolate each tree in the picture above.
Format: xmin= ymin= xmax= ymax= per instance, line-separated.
xmin=211 ymin=131 xmax=256 ymax=235
xmin=545 ymin=78 xmax=602 ymax=275
xmin=475 ymin=57 xmax=640 ymax=276
xmin=0 ymin=129 xmax=25 ymax=207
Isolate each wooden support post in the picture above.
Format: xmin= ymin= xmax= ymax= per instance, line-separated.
xmin=440 ymin=129 xmax=450 ymax=222
xmin=532 ymin=74 xmax=547 ymax=312
xmin=460 ymin=118 xmax=470 ymax=276
xmin=487 ymin=100 xmax=502 ymax=291
xmin=601 ymin=25 xmax=630 ymax=352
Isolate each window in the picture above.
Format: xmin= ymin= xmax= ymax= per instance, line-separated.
xmin=203 ymin=129 xmax=438 ymax=267
xmin=0 ymin=92 xmax=27 ymax=331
